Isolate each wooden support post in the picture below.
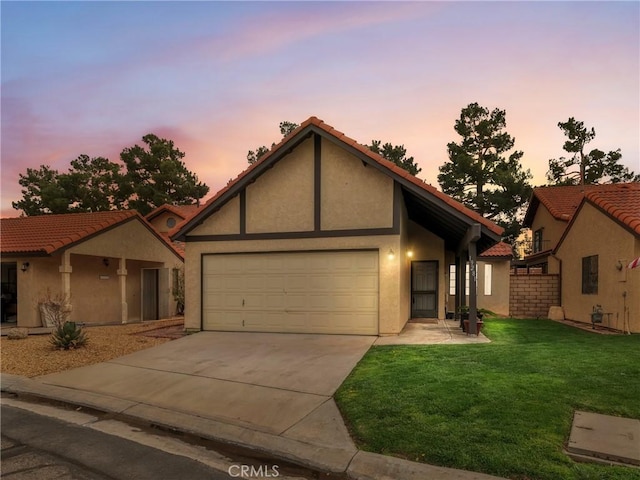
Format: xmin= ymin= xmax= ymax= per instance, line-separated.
xmin=117 ymin=258 xmax=128 ymax=324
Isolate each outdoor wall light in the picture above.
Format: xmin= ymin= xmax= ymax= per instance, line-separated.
xmin=406 ymin=249 xmax=414 ymax=258
xmin=387 ymin=249 xmax=395 ymax=260
xmin=103 ymin=258 xmax=110 ymax=267
xmin=21 ymin=262 xmax=30 ymax=272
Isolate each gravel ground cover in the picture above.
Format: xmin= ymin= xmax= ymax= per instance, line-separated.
xmin=1 ymin=318 xmax=185 ymax=378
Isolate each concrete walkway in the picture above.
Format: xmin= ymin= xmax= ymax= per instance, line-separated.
xmin=1 ymin=329 xmax=504 ymax=479
xmin=375 ymin=319 xmax=491 ymax=345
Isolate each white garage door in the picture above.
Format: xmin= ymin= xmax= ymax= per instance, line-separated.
xmin=202 ymin=250 xmax=378 ymax=334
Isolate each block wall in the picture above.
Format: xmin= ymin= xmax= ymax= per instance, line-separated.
xmin=509 ymin=274 xmax=560 ymax=318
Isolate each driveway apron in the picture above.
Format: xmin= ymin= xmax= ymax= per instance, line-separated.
xmin=38 ymin=332 xmax=375 ymax=436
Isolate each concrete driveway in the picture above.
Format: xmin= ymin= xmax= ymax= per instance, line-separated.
xmin=38 ymin=332 xmax=375 ymax=436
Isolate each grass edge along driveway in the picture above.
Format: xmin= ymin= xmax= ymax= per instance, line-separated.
xmin=336 ymin=319 xmax=640 ymax=480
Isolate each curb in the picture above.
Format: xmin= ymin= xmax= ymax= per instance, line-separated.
xmin=1 ymin=374 xmax=505 ymax=480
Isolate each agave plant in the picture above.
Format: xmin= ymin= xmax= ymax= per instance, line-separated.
xmin=50 ymin=321 xmax=88 ymax=350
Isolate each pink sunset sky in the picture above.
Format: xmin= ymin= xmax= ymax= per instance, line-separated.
xmin=2 ymin=1 xmax=638 ymax=217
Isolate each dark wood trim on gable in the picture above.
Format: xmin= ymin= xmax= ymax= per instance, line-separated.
xmin=185 ymin=225 xmax=399 ymax=243
xmin=314 ymin=133 xmax=322 ymax=232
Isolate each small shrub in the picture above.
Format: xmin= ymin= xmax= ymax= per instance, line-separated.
xmin=50 ymin=321 xmax=88 ymax=350
xmin=38 ymin=290 xmax=72 ymax=327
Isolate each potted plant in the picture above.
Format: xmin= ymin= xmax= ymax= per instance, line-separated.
xmin=38 ymin=290 xmax=71 ymax=328
xmin=460 ymin=306 xmax=484 ymax=335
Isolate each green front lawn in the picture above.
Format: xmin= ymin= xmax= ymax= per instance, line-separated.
xmin=336 ymin=319 xmax=640 ymax=480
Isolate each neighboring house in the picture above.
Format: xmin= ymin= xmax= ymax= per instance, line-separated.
xmin=173 ymin=116 xmax=503 ymax=335
xmin=445 ymin=242 xmax=513 ymax=318
xmin=146 ymin=204 xmax=201 ymax=257
xmin=554 ymin=183 xmax=640 ymax=332
xmin=1 ymin=211 xmax=184 ymax=328
xmin=522 ymin=184 xmax=632 ymax=273
xmin=146 ymin=204 xmax=200 ymax=235
xmin=479 ymin=242 xmax=513 ymax=316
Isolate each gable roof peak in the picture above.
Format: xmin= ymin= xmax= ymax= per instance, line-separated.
xmin=173 ymin=116 xmax=504 ymax=241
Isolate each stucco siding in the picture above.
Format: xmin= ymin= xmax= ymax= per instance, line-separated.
xmin=556 ymin=202 xmax=639 ymax=332
xmin=246 ymin=137 xmax=314 ymax=233
xmin=191 ymin=196 xmax=240 ymax=235
xmin=11 ymin=256 xmax=61 ymax=327
xmin=320 ymin=139 xmax=393 ymax=231
xmin=477 ymin=260 xmax=510 ymax=316
xmin=190 ymin=195 xmax=241 ymax=236
xmin=148 ymin=211 xmax=180 ymax=233
xmin=184 ymin=234 xmax=403 ymax=335
xmin=530 ymin=206 xmax=567 ymax=253
xmin=68 ymin=220 xmax=179 ymax=264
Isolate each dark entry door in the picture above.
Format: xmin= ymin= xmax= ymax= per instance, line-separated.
xmin=411 ymin=261 xmax=438 ymax=318
xmin=142 ymin=269 xmax=159 ymax=321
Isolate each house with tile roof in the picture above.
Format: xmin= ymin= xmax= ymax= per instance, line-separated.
xmin=172 ymin=116 xmax=504 ymax=335
xmin=475 ymin=242 xmax=513 ymax=316
xmin=1 ymin=211 xmax=184 ymax=328
xmin=146 ymin=204 xmax=201 ymax=258
xmin=146 ymin=204 xmax=200 ymax=234
xmin=522 ymin=184 xmax=631 ymax=273
xmin=553 ymin=183 xmax=640 ymax=332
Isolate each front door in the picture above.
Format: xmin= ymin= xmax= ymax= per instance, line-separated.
xmin=411 ymin=261 xmax=438 ymax=318
xmin=142 ymin=269 xmax=159 ymax=321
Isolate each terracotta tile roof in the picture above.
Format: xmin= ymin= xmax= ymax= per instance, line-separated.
xmin=1 ymin=211 xmax=183 ymax=259
xmin=525 ymin=183 xmax=633 ymax=225
xmin=159 ymin=231 xmax=186 ymax=257
xmin=584 ymin=183 xmax=640 ymax=235
xmin=175 ymin=116 xmax=503 ymax=238
xmin=479 ymin=241 xmax=513 ymax=258
xmin=146 ymin=204 xmax=201 ymax=222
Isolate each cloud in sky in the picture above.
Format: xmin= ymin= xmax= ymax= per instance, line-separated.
xmin=2 ymin=1 xmax=638 ymax=217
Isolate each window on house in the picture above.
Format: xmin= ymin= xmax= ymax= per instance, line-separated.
xmin=448 ymin=263 xmax=475 ymax=296
xmin=449 ymin=265 xmax=456 ymax=295
xmin=466 ymin=263 xmax=470 ymax=296
xmin=533 ymin=229 xmax=543 ymax=253
xmin=581 ymin=255 xmax=598 ymax=294
xmin=484 ymin=264 xmax=493 ymax=296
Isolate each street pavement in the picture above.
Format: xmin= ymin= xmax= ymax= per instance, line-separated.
xmin=1 ymin=402 xmax=233 ymax=479
xmin=2 ymin=398 xmax=314 ymax=480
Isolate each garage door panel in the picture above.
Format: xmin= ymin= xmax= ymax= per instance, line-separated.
xmin=202 ymin=251 xmax=379 ymax=334
xmin=203 ymin=310 xmax=242 ymax=329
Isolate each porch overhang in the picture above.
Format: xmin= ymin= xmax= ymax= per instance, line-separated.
xmin=402 ymin=187 xmax=501 ymax=253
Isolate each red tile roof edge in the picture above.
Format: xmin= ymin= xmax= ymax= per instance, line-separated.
xmin=479 ymin=241 xmax=513 ymax=258
xmin=1 ymin=211 xmax=138 ymax=255
xmin=1 ymin=210 xmax=184 ymax=260
xmin=176 ymin=116 xmax=503 ymax=238
xmin=584 ymin=183 xmax=640 ymax=236
xmin=529 ymin=183 xmax=638 ymax=223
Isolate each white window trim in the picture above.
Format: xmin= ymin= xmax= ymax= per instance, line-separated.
xmin=484 ymin=264 xmax=492 ymax=296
